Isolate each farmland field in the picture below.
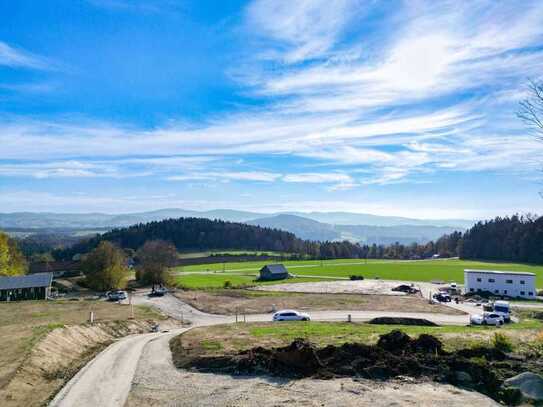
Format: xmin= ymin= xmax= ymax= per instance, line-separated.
xmin=174 ymin=258 xmax=543 ymax=288
xmin=174 ymin=274 xmax=332 ymax=289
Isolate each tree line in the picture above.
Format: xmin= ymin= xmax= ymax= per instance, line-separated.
xmin=53 ymin=214 xmax=543 ymax=264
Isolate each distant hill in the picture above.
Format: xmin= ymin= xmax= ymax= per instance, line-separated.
xmin=248 ymin=214 xmax=339 ymax=241
xmin=248 ymin=214 xmax=463 ymax=244
xmin=284 ymin=211 xmax=474 ymax=228
xmin=0 ymin=209 xmax=473 ymax=230
xmin=55 ymin=217 xmax=307 ymax=259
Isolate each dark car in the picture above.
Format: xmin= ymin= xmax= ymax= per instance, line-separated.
xmin=149 ymin=287 xmax=167 ymax=297
xmin=432 ymin=292 xmax=451 ymax=302
xmin=107 ymin=290 xmax=127 ymax=301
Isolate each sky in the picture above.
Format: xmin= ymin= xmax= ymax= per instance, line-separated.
xmin=1 ymin=0 xmax=543 ymax=219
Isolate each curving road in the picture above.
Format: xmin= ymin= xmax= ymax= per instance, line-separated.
xmin=49 ymin=293 xmax=470 ymax=407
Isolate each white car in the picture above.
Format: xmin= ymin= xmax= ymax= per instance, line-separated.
xmin=272 ymin=310 xmax=311 ymax=322
xmin=470 ymin=312 xmax=504 ymax=326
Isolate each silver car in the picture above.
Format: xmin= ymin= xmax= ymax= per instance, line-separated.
xmin=272 ymin=309 xmax=311 ymax=322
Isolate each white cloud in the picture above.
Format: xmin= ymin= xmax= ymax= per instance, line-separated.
xmin=0 ymin=41 xmax=52 ymax=70
xmin=168 ymin=171 xmax=281 ymax=183
xmin=245 ymin=0 xmax=354 ymax=63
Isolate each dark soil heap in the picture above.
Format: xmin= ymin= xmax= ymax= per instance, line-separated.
xmin=178 ymin=330 xmax=543 ymax=405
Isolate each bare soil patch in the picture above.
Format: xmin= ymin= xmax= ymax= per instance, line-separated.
xmin=175 ymin=289 xmax=462 ymax=315
xmin=173 ymin=331 xmax=537 ymax=405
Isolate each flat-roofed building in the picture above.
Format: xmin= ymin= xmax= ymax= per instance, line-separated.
xmin=464 ymin=269 xmax=536 ymax=299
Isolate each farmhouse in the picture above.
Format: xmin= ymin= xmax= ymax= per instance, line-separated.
xmin=464 ymin=269 xmax=536 ymax=299
xmin=0 ymin=272 xmax=53 ymax=302
xmin=259 ymin=264 xmax=289 ymax=281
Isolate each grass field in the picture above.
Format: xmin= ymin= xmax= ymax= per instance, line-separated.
xmin=174 ymin=274 xmax=331 ymax=289
xmin=174 ymin=258 xmax=543 ymax=288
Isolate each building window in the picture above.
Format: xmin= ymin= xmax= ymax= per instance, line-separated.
xmin=504 ymin=290 xmax=508 ymax=294
xmin=476 ymin=278 xmax=482 ymax=282
xmin=529 ymin=292 xmax=534 ymax=296
xmin=521 ymin=291 xmax=525 ymax=296
xmin=488 ymin=278 xmax=495 ymax=283
xmin=470 ymin=288 xmax=474 ymax=292
xmin=477 ymin=288 xmax=481 ymax=292
xmin=520 ymin=280 xmax=525 ymax=285
xmin=494 ymin=290 xmax=499 ymax=294
xmin=506 ymin=280 xmax=513 ymax=284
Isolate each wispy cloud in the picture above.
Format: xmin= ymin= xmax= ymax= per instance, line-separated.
xmin=2 ymin=0 xmax=543 ymax=193
xmin=0 ymin=41 xmax=54 ymax=70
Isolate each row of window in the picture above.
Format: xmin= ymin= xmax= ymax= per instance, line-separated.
xmin=469 ymin=288 xmax=534 ymax=296
xmin=475 ymin=277 xmax=526 ymax=284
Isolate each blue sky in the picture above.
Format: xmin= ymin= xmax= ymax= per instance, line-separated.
xmin=1 ymin=0 xmax=543 ymax=219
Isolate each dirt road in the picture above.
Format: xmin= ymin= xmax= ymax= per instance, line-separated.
xmin=49 ymin=293 xmax=470 ymax=407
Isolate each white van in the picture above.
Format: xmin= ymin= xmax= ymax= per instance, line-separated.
xmin=493 ymin=300 xmax=511 ymax=322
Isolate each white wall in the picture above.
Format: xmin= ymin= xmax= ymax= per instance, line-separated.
xmin=464 ymin=271 xmax=536 ymax=299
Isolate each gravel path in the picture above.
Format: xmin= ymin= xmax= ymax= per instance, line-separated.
xmin=126 ymin=329 xmax=498 ymax=407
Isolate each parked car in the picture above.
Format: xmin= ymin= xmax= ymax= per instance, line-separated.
xmin=107 ymin=290 xmax=127 ymax=301
xmin=272 ymin=310 xmax=311 ymax=322
xmin=470 ymin=312 xmax=504 ymax=326
xmin=433 ymin=292 xmax=451 ymax=302
xmin=392 ymin=284 xmax=420 ymax=294
xmin=149 ymin=287 xmax=167 ymax=297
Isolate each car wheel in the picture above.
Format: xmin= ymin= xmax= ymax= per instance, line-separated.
xmin=301 ymin=317 xmax=308 ymax=321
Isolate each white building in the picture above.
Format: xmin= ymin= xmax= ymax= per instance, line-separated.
xmin=464 ymin=269 xmax=536 ymax=299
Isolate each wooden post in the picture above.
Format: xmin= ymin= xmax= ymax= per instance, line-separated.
xmin=89 ymin=311 xmax=94 ymax=324
xmin=348 ymin=314 xmax=352 ymax=323
xmin=129 ymin=292 xmax=134 ymax=319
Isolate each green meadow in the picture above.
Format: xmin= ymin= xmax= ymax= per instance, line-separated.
xmin=174 ymin=258 xmax=543 ymax=289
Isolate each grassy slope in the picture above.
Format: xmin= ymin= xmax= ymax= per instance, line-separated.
xmin=0 ymin=300 xmax=163 ymax=389
xmin=176 ymin=258 xmax=543 ymax=288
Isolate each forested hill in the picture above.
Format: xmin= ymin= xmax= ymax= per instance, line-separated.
xmin=55 ymin=217 xmax=309 ymax=259
xmin=460 ymin=215 xmax=543 ymax=264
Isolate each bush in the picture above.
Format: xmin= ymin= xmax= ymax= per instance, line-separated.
xmin=492 ymin=333 xmax=513 ymax=353
xmin=349 ymin=275 xmax=364 ymax=281
xmin=223 ymin=280 xmax=232 ymax=289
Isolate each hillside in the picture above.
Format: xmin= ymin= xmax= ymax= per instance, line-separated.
xmin=0 ymin=209 xmax=473 ymax=230
xmin=248 ymin=214 xmax=462 ymax=244
xmin=56 ymin=217 xmax=307 ymax=259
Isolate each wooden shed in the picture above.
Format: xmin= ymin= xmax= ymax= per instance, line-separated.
xmin=259 ymin=264 xmax=289 ymax=281
xmin=0 ymin=272 xmax=53 ymax=302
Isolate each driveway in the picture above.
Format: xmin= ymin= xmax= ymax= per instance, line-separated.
xmin=49 ymin=292 xmax=470 ymax=407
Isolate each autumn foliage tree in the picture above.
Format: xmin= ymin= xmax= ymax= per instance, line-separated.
xmin=81 ymin=241 xmax=128 ymax=291
xmin=0 ymin=231 xmax=28 ymax=276
xmin=136 ymin=240 xmax=177 ymax=286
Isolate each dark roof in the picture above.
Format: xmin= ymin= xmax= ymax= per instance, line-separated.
xmin=260 ymin=264 xmax=288 ymax=274
xmin=0 ymin=273 xmax=53 ymax=290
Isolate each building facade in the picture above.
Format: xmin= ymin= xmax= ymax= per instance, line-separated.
xmin=0 ymin=273 xmax=53 ymax=301
xmin=464 ymin=269 xmax=536 ymax=299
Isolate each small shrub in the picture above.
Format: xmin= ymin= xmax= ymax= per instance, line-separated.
xmin=492 ymin=332 xmax=513 ymax=353
xmin=223 ymin=280 xmax=232 ymax=289
xmin=350 ymin=275 xmax=364 ymax=281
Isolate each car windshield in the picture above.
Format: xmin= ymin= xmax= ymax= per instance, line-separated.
xmin=494 ymin=306 xmax=509 ymax=313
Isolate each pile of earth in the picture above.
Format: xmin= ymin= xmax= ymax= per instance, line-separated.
xmin=368 ymin=317 xmax=437 ymax=326
xmin=179 ymin=330 xmax=543 ymax=405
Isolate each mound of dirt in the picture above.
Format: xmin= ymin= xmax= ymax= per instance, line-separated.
xmin=181 ymin=330 xmax=542 ymax=405
xmin=369 ymin=316 xmax=438 ymax=326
